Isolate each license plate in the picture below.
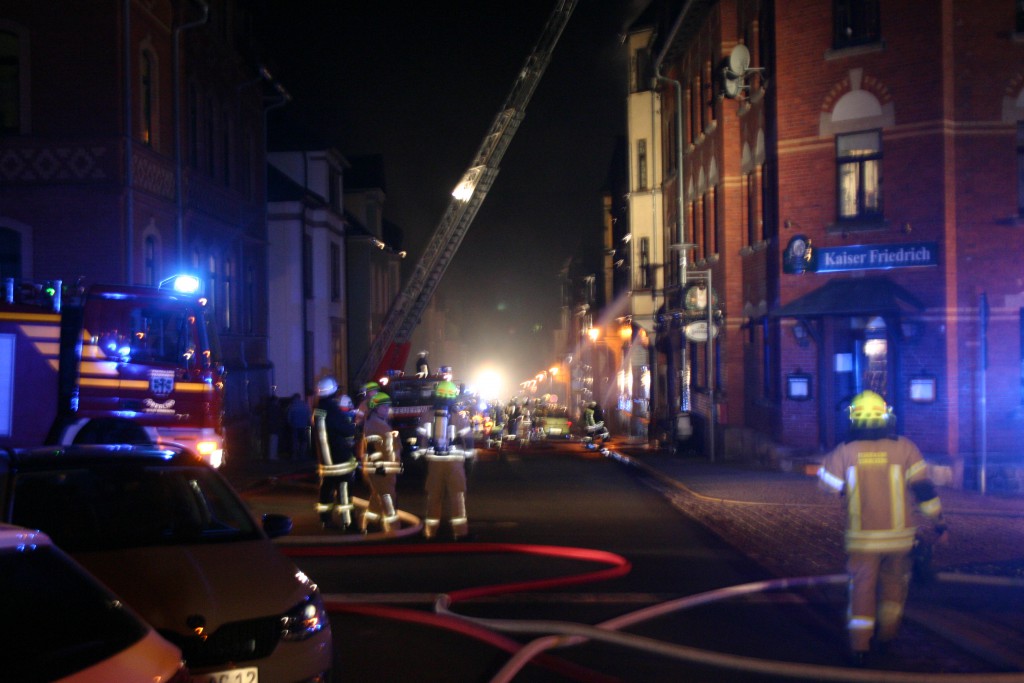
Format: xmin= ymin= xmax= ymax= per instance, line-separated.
xmin=193 ymin=667 xmax=258 ymax=683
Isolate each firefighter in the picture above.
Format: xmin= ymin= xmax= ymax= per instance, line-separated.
xmin=818 ymin=390 xmax=948 ymax=666
xmin=583 ymin=401 xmax=609 ymax=450
xmin=353 ymin=381 xmax=380 ymax=462
xmin=415 ymin=350 xmax=430 ymax=378
xmin=312 ymin=377 xmax=358 ymax=530
xmin=360 ymin=392 xmax=403 ymax=533
xmin=422 ymin=379 xmax=472 ymax=540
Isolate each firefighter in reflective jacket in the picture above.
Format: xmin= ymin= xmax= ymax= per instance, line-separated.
xmin=360 ymin=392 xmax=403 ymax=533
xmin=818 ymin=390 xmax=948 ymax=665
xmin=422 ymin=379 xmax=472 ymax=540
xmin=312 ymin=377 xmax=358 ymax=530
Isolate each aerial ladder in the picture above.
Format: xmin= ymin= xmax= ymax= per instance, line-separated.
xmin=356 ymin=0 xmax=578 ymax=384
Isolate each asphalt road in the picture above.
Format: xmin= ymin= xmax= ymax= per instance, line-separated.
xmin=237 ymin=443 xmax=930 ymax=683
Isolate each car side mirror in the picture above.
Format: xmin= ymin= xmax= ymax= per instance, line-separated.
xmin=262 ymin=513 xmax=293 ymax=538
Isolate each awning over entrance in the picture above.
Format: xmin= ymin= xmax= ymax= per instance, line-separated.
xmin=770 ymin=276 xmax=924 ymax=318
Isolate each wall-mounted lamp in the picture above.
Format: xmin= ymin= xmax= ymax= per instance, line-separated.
xmin=792 ymin=321 xmax=810 ymax=347
xmin=909 ymin=375 xmax=936 ymax=403
xmin=786 ymin=371 xmax=812 ymax=401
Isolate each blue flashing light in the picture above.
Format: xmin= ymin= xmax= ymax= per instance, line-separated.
xmin=159 ymin=274 xmax=201 ymax=295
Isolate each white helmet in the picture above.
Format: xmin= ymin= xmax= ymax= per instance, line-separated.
xmin=338 ymin=394 xmax=354 ymax=409
xmin=316 ymin=376 xmax=338 ymax=397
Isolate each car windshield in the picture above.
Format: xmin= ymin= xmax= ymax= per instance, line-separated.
xmin=11 ymin=464 xmax=261 ymax=552
xmin=0 ymin=544 xmax=149 ymax=683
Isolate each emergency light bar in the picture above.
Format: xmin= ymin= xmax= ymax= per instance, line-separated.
xmin=158 ymin=274 xmax=201 ymax=295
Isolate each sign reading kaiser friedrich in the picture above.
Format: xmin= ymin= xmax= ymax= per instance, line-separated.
xmin=785 ymin=239 xmax=938 ymax=274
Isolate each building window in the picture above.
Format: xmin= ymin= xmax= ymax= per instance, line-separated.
xmin=330 ymin=242 xmax=341 ymax=302
xmin=246 ymin=261 xmax=255 ymax=334
xmin=303 ymin=234 xmax=313 ymax=300
xmin=833 ymin=0 xmax=880 ymax=49
xmin=144 ymin=235 xmax=156 ymax=286
xmin=223 ymin=257 xmax=232 ymax=331
xmin=836 ymin=129 xmax=882 ymax=222
xmin=1017 ymin=1 xmax=1024 ymax=33
xmin=638 ymin=237 xmax=650 ymax=290
xmin=222 ymin=109 xmax=231 ymax=187
xmin=0 ymin=29 xmax=21 ymax=134
xmin=745 ymin=172 xmax=759 ymax=246
xmin=0 ymin=227 xmax=22 ymax=279
xmin=1017 ymin=121 xmax=1024 ymax=216
xmin=206 ymin=98 xmax=216 ymax=177
xmin=206 ymin=255 xmax=217 ymax=328
xmin=188 ymin=84 xmax=199 ymax=168
xmin=140 ymin=50 xmax=155 ymax=147
xmin=637 ymin=139 xmax=648 ymax=190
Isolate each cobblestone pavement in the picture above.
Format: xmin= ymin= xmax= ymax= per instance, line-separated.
xmin=612 ymin=446 xmax=1024 ymax=582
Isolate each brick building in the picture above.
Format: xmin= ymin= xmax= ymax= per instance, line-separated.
xmin=0 ymin=0 xmax=273 ymax=451
xmin=627 ymin=0 xmax=1024 ymax=485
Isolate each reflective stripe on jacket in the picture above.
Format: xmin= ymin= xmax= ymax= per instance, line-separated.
xmin=818 ymin=436 xmax=940 ymax=553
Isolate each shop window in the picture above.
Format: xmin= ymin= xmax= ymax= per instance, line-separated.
xmin=833 ymin=0 xmax=880 ymax=49
xmin=836 ymin=129 xmax=882 ymax=223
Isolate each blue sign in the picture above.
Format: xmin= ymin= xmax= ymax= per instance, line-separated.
xmin=815 ymin=242 xmax=938 ymax=273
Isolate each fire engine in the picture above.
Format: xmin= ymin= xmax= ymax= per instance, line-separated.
xmin=0 ymin=275 xmax=226 ymax=466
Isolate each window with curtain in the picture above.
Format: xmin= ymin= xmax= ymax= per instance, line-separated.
xmin=836 ymin=129 xmax=882 ymax=222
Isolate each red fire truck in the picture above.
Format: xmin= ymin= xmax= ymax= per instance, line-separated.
xmin=0 ymin=275 xmax=226 ymax=466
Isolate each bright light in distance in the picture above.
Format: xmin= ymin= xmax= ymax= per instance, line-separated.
xmin=470 ymin=366 xmax=506 ymax=402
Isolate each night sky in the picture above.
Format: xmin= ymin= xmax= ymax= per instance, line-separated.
xmin=257 ymin=1 xmax=643 ymax=391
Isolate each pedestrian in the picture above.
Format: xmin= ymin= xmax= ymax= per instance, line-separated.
xmin=422 ymin=379 xmax=472 ymax=540
xmin=360 ymin=391 xmax=403 ymax=533
xmin=583 ymin=401 xmax=609 ymax=449
xmin=285 ymin=393 xmax=312 ymax=460
xmin=817 ymin=390 xmax=948 ymax=666
xmin=312 ymin=376 xmax=359 ymax=530
xmin=264 ymin=391 xmax=283 ymax=461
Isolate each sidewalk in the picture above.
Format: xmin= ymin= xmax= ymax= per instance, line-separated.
xmin=612 ymin=443 xmax=1024 ymax=583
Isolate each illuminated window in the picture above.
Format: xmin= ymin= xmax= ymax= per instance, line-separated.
xmin=140 ymin=50 xmax=155 ymax=146
xmin=833 ymin=0 xmax=880 ymax=49
xmin=836 ymin=130 xmax=882 ymax=222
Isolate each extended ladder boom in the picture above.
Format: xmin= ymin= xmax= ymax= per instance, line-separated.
xmin=358 ymin=0 xmax=578 ymax=382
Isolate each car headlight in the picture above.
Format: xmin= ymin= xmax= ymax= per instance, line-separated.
xmin=280 ymin=592 xmax=328 ymax=641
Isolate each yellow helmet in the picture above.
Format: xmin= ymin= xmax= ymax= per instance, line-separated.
xmin=368 ymin=392 xmax=391 ymax=411
xmin=434 ymin=380 xmax=459 ymax=400
xmin=849 ymin=390 xmax=892 ymax=429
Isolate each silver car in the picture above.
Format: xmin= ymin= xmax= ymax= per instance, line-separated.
xmin=0 ymin=445 xmax=333 ymax=683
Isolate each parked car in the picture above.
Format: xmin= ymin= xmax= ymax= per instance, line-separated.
xmin=0 ymin=523 xmax=189 ymax=683
xmin=0 ymin=445 xmax=333 ymax=683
